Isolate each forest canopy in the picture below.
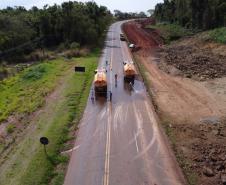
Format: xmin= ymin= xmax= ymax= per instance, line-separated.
xmin=0 ymin=1 xmax=113 ymax=61
xmin=154 ymin=0 xmax=226 ymax=30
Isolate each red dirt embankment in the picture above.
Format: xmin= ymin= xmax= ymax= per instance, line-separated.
xmin=123 ymin=20 xmax=226 ymax=123
xmin=122 ymin=20 xmax=163 ymax=54
xmin=123 ymin=19 xmax=226 ymax=185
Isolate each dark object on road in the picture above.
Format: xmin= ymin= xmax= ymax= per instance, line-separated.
xmin=120 ymin=33 xmax=126 ymax=41
xmin=91 ymin=95 xmax=94 ymax=104
xmin=115 ymin=73 xmax=118 ymax=87
xmin=109 ymin=91 xmax=112 ymax=101
xmin=115 ymin=73 xmax=118 ymax=80
xmin=75 ymin=66 xmax=85 ymax=72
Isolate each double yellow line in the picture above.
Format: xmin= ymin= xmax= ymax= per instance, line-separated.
xmin=103 ymin=27 xmax=114 ymax=185
xmin=103 ymin=104 xmax=111 ymax=185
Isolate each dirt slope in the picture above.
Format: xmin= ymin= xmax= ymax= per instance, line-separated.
xmin=123 ymin=19 xmax=226 ymax=185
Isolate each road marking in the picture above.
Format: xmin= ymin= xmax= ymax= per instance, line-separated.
xmin=103 ymin=104 xmax=111 ymax=185
xmin=61 ymin=145 xmax=80 ymax=154
xmin=134 ymin=132 xmax=139 ymax=153
xmin=103 ymin=28 xmax=114 ymax=185
xmin=110 ymin=30 xmax=114 ymax=91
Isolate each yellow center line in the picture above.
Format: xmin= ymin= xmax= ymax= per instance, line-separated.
xmin=103 ymin=28 xmax=114 ymax=185
xmin=103 ymin=102 xmax=112 ymax=185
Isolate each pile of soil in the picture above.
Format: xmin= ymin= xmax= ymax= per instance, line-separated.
xmin=123 ymin=19 xmax=226 ymax=81
xmin=160 ymin=44 xmax=226 ymax=80
xmin=170 ymin=118 xmax=226 ymax=185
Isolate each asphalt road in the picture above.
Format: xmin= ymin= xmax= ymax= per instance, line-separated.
xmin=64 ymin=21 xmax=186 ymax=185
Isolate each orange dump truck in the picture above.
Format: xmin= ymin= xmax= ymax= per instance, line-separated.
xmin=123 ymin=61 xmax=136 ymax=80
xmin=94 ymin=68 xmax=107 ymax=93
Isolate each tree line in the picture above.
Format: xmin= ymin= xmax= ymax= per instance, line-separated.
xmin=154 ymin=0 xmax=226 ymax=30
xmin=114 ymin=10 xmax=147 ymax=20
xmin=0 ymin=1 xmax=113 ymax=62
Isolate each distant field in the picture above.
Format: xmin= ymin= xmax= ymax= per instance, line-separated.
xmin=0 ymin=54 xmax=98 ymax=185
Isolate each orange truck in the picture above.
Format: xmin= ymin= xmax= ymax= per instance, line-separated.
xmin=123 ymin=61 xmax=136 ymax=80
xmin=94 ymin=68 xmax=107 ymax=94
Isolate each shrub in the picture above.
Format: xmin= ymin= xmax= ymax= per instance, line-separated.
xmin=148 ymin=23 xmax=193 ymax=44
xmin=6 ymin=124 xmax=15 ymax=134
xmin=22 ymin=65 xmax=47 ymax=81
xmin=63 ymin=50 xmax=78 ymax=58
xmin=70 ymin=42 xmax=80 ymax=49
xmin=209 ymin=27 xmax=226 ymax=44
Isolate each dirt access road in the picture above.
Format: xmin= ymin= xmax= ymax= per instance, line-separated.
xmin=64 ymin=21 xmax=186 ymax=185
xmin=123 ymin=20 xmax=226 ymax=184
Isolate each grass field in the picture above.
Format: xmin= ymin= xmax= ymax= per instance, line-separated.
xmin=0 ymin=53 xmax=98 ymax=185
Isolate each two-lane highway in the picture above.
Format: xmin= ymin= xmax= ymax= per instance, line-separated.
xmin=64 ymin=21 xmax=186 ymax=185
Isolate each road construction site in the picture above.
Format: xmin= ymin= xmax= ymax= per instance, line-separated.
xmin=123 ymin=19 xmax=226 ymax=185
xmin=64 ymin=21 xmax=186 ymax=185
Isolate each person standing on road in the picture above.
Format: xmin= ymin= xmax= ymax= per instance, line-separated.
xmin=91 ymin=89 xmax=95 ymax=104
xmin=109 ymin=91 xmax=112 ymax=101
xmin=115 ymin=74 xmax=118 ymax=85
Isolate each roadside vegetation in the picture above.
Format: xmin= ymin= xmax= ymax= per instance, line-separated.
xmin=147 ymin=23 xmax=193 ymax=44
xmin=206 ymin=27 xmax=226 ymax=44
xmin=0 ymin=53 xmax=98 ymax=185
xmin=0 ymin=60 xmax=68 ymax=122
xmin=149 ymin=23 xmax=226 ymax=45
xmin=154 ymin=0 xmax=226 ymax=30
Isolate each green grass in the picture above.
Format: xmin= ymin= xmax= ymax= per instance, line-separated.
xmin=6 ymin=124 xmax=15 ymax=134
xmin=147 ymin=23 xmax=192 ymax=44
xmin=0 ymin=59 xmax=71 ymax=122
xmin=0 ymin=54 xmax=98 ymax=185
xmin=207 ymin=27 xmax=226 ymax=44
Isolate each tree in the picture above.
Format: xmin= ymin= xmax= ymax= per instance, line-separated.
xmin=0 ymin=1 xmax=113 ymax=63
xmin=154 ymin=0 xmax=226 ymax=29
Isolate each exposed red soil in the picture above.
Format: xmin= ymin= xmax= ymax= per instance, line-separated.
xmin=122 ymin=20 xmax=163 ymax=55
xmin=123 ymin=19 xmax=226 ymax=185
